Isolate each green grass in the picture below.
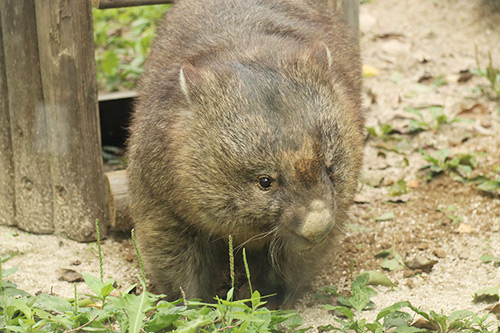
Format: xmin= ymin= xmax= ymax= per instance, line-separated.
xmin=2 ymin=238 xmax=500 ymax=331
xmin=92 ymin=5 xmax=170 ymax=93
xmin=0 ymin=223 xmax=306 ymax=332
xmin=474 ymin=46 xmax=500 ymax=99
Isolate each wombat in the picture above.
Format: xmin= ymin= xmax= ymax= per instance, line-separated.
xmin=127 ymin=0 xmax=364 ymax=307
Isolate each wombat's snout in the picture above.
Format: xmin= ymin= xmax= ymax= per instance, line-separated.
xmin=298 ymin=200 xmax=334 ymax=245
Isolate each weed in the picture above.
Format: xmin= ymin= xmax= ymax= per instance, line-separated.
xmin=473 ymin=286 xmax=500 ymax=303
xmin=323 ymin=273 xmax=379 ymax=332
xmin=320 ymin=273 xmax=498 ymax=332
xmin=0 ymin=224 xmax=306 ymax=332
xmin=474 ymin=46 xmax=500 ymax=98
xmin=436 ymin=205 xmax=463 ymax=225
xmin=388 ymin=179 xmax=408 ymax=196
xmin=375 ymin=247 xmax=405 ymax=271
xmin=366 ymin=124 xmax=414 ymax=155
xmin=366 ymin=124 xmax=394 ymax=140
xmin=419 ymin=148 xmax=478 ymax=181
xmin=480 ymin=253 xmax=500 ymax=265
xmin=406 ymin=106 xmax=462 ymax=133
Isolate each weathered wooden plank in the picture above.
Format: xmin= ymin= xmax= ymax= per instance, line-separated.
xmin=34 ymin=0 xmax=108 ymax=241
xmin=92 ymin=0 xmax=173 ymax=9
xmin=341 ymin=0 xmax=359 ymax=33
xmin=1 ymin=0 xmax=54 ymax=233
xmin=324 ymin=0 xmax=359 ymax=33
xmin=0 ymin=12 xmax=15 ymax=226
xmin=105 ymin=170 xmax=132 ymax=231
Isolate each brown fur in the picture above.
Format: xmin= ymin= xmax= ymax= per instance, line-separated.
xmin=127 ymin=0 xmax=364 ymax=307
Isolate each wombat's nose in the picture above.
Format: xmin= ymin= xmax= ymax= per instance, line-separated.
xmin=299 ymin=200 xmax=333 ymax=245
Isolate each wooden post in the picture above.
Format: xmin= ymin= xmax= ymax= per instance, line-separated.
xmin=34 ymin=0 xmax=108 ymax=241
xmin=92 ymin=0 xmax=173 ymax=9
xmin=105 ymin=170 xmax=132 ymax=231
xmin=0 ymin=12 xmax=15 ymax=226
xmin=324 ymin=0 xmax=359 ymax=33
xmin=1 ymin=0 xmax=54 ymax=233
xmin=0 ymin=0 xmax=108 ymax=241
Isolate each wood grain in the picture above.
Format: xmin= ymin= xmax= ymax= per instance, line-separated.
xmin=34 ymin=0 xmax=108 ymax=241
xmin=0 ymin=11 xmax=15 ymax=226
xmin=1 ymin=0 xmax=54 ymax=233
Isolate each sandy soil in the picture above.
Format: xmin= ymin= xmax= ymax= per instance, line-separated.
xmin=1 ymin=0 xmax=499 ymax=330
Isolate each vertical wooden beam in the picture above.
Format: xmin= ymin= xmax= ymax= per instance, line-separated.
xmin=0 ymin=11 xmax=15 ymax=226
xmin=34 ymin=0 xmax=108 ymax=241
xmin=324 ymin=0 xmax=359 ymax=33
xmin=1 ymin=0 xmax=54 ymax=233
xmin=341 ymin=0 xmax=359 ymax=33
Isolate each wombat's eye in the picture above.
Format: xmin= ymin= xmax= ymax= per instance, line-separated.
xmin=257 ymin=176 xmax=273 ymax=191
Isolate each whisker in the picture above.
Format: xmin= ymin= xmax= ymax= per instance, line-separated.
xmin=234 ymin=226 xmax=278 ymax=251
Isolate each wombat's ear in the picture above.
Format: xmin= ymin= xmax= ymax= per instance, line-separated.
xmin=300 ymin=41 xmax=333 ymax=70
xmin=179 ymin=63 xmax=200 ymax=104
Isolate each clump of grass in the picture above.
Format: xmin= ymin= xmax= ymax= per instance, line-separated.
xmin=419 ymin=148 xmax=478 ymax=181
xmin=406 ymin=106 xmax=463 ymax=134
xmin=474 ymin=46 xmax=500 ymax=99
xmin=318 ymin=271 xmax=499 ymax=332
xmin=3 ymin=221 xmax=500 ymax=331
xmin=0 ymin=223 xmax=305 ymax=332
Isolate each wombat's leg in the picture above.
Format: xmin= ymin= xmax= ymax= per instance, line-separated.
xmin=245 ymin=245 xmax=325 ymax=308
xmin=135 ymin=213 xmax=227 ymax=301
xmin=241 ymin=249 xmax=290 ymax=308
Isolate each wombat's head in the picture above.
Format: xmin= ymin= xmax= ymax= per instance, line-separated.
xmin=169 ymin=42 xmax=363 ymax=253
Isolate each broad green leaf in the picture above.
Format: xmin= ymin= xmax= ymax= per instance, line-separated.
xmin=100 ymin=279 xmax=115 ymax=297
xmin=82 ymin=273 xmax=104 ymax=297
xmin=383 ymin=310 xmax=412 ymax=329
xmin=376 ymin=301 xmax=412 ymax=321
xmin=34 ymin=294 xmax=72 ymax=313
xmin=448 ymin=309 xmax=475 ymax=322
xmin=473 ymin=286 xmax=499 ymax=302
xmin=324 ymin=305 xmax=354 ymax=320
xmin=382 ymin=258 xmax=404 ymax=271
xmin=1 ymin=266 xmax=18 ymax=278
xmin=477 ymin=179 xmax=500 ymax=193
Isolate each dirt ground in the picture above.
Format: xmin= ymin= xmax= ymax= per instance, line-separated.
xmin=1 ymin=0 xmax=500 ymax=330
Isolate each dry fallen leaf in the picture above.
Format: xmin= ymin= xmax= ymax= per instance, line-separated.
xmin=457 ymin=69 xmax=473 ymax=83
xmin=457 ymin=223 xmax=473 ymax=233
xmin=363 ymin=64 xmax=380 ymax=77
xmin=57 ymin=268 xmax=84 ymax=283
xmin=388 ymin=194 xmax=411 ymax=203
xmin=485 ymin=303 xmax=500 ymax=320
xmin=374 ymin=32 xmax=405 ymax=40
xmin=411 ymin=317 xmax=436 ymax=330
xmin=457 ymin=102 xmax=489 ymax=121
xmin=417 ymin=72 xmax=434 ymax=83
xmin=405 ymin=255 xmax=438 ymax=273
xmin=407 ymin=180 xmax=419 ymax=188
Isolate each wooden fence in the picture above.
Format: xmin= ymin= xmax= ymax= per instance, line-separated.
xmin=0 ymin=0 xmax=358 ymax=242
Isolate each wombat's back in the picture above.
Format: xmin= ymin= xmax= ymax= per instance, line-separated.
xmin=136 ymin=0 xmax=360 ymax=115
